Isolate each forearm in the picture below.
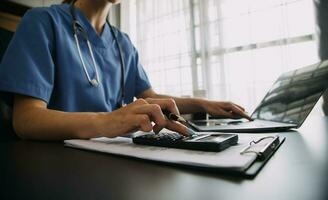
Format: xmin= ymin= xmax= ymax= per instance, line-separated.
xmin=149 ymin=93 xmax=206 ymax=114
xmin=12 ymin=94 xmax=191 ymax=141
xmin=13 ymin=107 xmax=105 ymax=141
xmin=139 ymin=89 xmax=251 ymax=120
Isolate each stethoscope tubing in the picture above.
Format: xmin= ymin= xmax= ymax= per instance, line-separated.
xmin=70 ymin=1 xmax=126 ymax=107
xmin=73 ymin=33 xmax=100 ymax=87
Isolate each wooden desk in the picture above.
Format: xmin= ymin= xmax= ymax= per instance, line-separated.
xmin=1 ymin=115 xmax=328 ymax=200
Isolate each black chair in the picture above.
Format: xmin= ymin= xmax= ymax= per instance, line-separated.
xmin=1 ymin=3 xmax=32 ymax=140
xmin=0 ymin=27 xmax=17 ymax=140
xmin=315 ymin=0 xmax=328 ymax=116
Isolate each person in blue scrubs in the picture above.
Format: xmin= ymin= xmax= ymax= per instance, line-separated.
xmin=0 ymin=0 xmax=250 ymax=140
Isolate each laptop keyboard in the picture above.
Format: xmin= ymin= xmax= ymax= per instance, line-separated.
xmin=223 ymin=120 xmax=287 ymax=128
xmin=189 ymin=118 xmax=297 ymax=132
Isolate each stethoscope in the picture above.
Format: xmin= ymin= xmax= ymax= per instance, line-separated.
xmin=69 ymin=1 xmax=126 ymax=107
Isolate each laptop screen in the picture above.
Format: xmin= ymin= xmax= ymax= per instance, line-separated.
xmin=251 ymin=60 xmax=328 ymax=126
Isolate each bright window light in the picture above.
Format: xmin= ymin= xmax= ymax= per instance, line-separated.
xmin=123 ymin=0 xmax=319 ymax=110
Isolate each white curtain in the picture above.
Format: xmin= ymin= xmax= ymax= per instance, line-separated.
xmin=205 ymin=0 xmax=319 ymax=111
xmin=121 ymin=0 xmax=319 ymax=111
xmin=122 ymin=0 xmax=195 ymax=97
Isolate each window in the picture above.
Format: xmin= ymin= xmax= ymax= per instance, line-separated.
xmin=123 ymin=0 xmax=194 ymax=97
xmin=122 ymin=0 xmax=319 ymax=110
xmin=206 ymin=0 xmax=318 ymax=110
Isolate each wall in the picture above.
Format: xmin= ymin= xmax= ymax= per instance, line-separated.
xmin=8 ymin=0 xmax=121 ymax=27
xmin=9 ymin=0 xmax=63 ymax=7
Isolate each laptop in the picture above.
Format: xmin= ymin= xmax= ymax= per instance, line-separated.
xmin=188 ymin=60 xmax=328 ymax=132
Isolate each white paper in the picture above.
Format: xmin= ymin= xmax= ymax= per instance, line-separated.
xmin=64 ymin=133 xmax=278 ymax=171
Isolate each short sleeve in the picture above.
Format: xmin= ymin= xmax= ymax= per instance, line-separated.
xmin=132 ymin=47 xmax=151 ymax=96
xmin=0 ymin=9 xmax=55 ymax=106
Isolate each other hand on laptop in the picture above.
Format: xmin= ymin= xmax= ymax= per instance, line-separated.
xmin=200 ymin=100 xmax=252 ymax=121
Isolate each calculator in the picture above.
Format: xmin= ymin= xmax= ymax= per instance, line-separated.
xmin=132 ymin=132 xmax=238 ymax=152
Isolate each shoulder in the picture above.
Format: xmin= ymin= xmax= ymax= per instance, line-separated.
xmin=22 ymin=7 xmax=52 ymax=23
xmin=20 ymin=4 xmax=70 ymax=27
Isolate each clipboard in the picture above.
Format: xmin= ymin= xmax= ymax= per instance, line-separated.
xmin=155 ymin=135 xmax=285 ymax=178
xmin=194 ymin=135 xmax=286 ymax=178
xmin=64 ymin=134 xmax=285 ymax=179
xmin=242 ymin=136 xmax=285 ymax=177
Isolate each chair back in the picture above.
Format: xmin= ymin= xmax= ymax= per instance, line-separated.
xmin=0 ymin=28 xmax=16 ymax=139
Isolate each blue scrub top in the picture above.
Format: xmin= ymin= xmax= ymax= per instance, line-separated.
xmin=0 ymin=4 xmax=151 ymax=112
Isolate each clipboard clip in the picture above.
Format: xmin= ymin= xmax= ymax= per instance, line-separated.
xmin=240 ymin=136 xmax=280 ymax=160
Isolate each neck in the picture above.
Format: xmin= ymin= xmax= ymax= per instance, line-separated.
xmin=74 ymin=0 xmax=112 ymax=35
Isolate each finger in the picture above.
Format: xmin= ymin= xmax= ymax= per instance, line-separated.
xmin=232 ymin=108 xmax=251 ymax=120
xmin=165 ymin=121 xmax=189 ymax=136
xmin=152 ymin=124 xmax=163 ymax=134
xmin=130 ymin=98 xmax=149 ymax=107
xmin=233 ymin=103 xmax=245 ymax=111
xmin=145 ymin=98 xmax=180 ymax=115
xmin=133 ymin=104 xmax=167 ymax=130
xmin=222 ymin=102 xmax=246 ymax=114
xmin=232 ymin=104 xmax=252 ymax=118
xmin=230 ymin=112 xmax=243 ymax=119
xmin=135 ymin=114 xmax=153 ymax=132
xmin=216 ymin=108 xmax=236 ymax=118
xmin=122 ymin=99 xmax=148 ymax=112
xmin=226 ymin=104 xmax=252 ymax=120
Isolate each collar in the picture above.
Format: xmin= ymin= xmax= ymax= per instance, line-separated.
xmin=68 ymin=3 xmax=113 ymax=49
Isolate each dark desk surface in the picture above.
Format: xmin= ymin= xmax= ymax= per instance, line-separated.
xmin=1 ymin=115 xmax=328 ymax=200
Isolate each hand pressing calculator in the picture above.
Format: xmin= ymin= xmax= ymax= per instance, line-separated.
xmin=132 ymin=132 xmax=238 ymax=152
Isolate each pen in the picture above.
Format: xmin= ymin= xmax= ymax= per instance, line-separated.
xmin=162 ymin=110 xmax=196 ymax=136
xmin=162 ymin=110 xmax=187 ymax=123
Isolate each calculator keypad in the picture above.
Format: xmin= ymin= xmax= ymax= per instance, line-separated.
xmin=140 ymin=132 xmax=183 ymax=141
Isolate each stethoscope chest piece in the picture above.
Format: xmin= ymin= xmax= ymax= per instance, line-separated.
xmin=90 ymin=79 xmax=99 ymax=87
